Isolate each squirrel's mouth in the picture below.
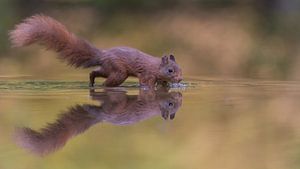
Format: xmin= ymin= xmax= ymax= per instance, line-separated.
xmin=173 ymin=78 xmax=182 ymax=83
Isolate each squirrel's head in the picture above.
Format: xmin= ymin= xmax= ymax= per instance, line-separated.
xmin=159 ymin=55 xmax=183 ymax=83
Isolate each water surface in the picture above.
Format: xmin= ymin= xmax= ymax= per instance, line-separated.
xmin=1 ymin=78 xmax=300 ymax=169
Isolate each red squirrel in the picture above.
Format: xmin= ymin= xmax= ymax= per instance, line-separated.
xmin=9 ymin=15 xmax=183 ymax=87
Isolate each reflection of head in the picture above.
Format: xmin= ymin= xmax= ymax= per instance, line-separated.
xmin=159 ymin=92 xmax=182 ymax=120
xmin=14 ymin=89 xmax=183 ymax=156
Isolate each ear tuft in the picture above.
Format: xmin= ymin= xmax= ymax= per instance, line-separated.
xmin=170 ymin=54 xmax=175 ymax=62
xmin=161 ymin=55 xmax=169 ymax=65
xmin=170 ymin=113 xmax=176 ymax=120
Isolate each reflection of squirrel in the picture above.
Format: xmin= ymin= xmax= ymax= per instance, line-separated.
xmin=9 ymin=15 xmax=183 ymax=87
xmin=14 ymin=89 xmax=182 ymax=156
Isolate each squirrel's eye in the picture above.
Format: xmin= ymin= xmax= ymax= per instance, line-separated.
xmin=169 ymin=102 xmax=174 ymax=106
xmin=168 ymin=69 xmax=174 ymax=73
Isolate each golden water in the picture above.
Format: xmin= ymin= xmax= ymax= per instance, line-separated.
xmin=1 ymin=77 xmax=300 ymax=169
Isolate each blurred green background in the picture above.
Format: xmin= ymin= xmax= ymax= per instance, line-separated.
xmin=1 ymin=0 xmax=300 ymax=80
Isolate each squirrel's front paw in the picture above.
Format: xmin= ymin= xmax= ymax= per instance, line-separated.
xmin=89 ymin=83 xmax=94 ymax=87
xmin=140 ymin=85 xmax=150 ymax=90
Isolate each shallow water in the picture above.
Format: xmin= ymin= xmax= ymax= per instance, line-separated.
xmin=1 ymin=78 xmax=300 ymax=169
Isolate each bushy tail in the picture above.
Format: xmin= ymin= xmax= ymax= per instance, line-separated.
xmin=9 ymin=14 xmax=102 ymax=68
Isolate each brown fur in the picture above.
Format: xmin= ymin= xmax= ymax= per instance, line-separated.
xmin=14 ymin=89 xmax=182 ymax=156
xmin=9 ymin=15 xmax=183 ymax=87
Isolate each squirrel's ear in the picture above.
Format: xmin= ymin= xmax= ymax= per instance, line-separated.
xmin=161 ymin=55 xmax=169 ymax=65
xmin=161 ymin=110 xmax=169 ymax=120
xmin=170 ymin=112 xmax=176 ymax=120
xmin=170 ymin=54 xmax=175 ymax=62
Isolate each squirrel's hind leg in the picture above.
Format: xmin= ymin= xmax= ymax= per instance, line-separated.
xmin=89 ymin=68 xmax=107 ymax=87
xmin=103 ymin=72 xmax=128 ymax=87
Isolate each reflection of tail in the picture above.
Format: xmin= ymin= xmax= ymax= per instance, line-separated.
xmin=14 ymin=105 xmax=103 ymax=156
